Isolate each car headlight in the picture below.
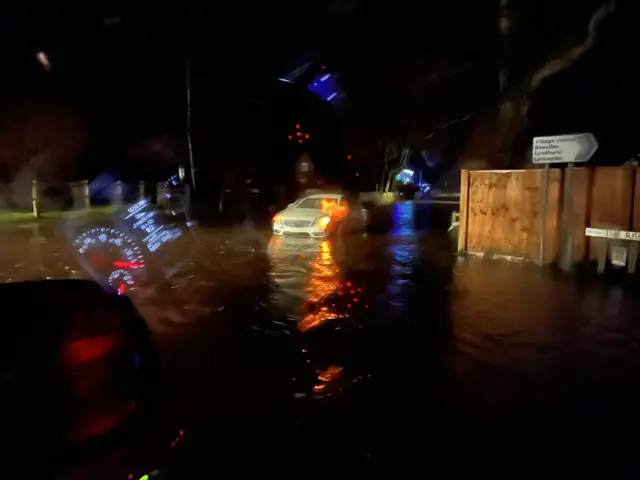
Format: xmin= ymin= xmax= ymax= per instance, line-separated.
xmin=273 ymin=215 xmax=282 ymax=225
xmin=312 ymin=216 xmax=331 ymax=228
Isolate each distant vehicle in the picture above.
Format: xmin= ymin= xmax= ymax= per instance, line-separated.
xmin=272 ymin=193 xmax=348 ymax=238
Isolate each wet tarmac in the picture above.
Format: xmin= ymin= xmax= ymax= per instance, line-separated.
xmin=2 ymin=202 xmax=640 ymax=477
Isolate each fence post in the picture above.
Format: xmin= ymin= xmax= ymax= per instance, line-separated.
xmin=31 ymin=179 xmax=39 ymax=218
xmin=70 ymin=180 xmax=90 ymax=210
xmin=113 ymin=180 xmax=123 ymax=206
xmin=138 ymin=181 xmax=145 ymax=200
xmin=157 ymin=182 xmax=167 ymax=208
xmin=457 ymin=169 xmax=469 ymax=253
xmin=82 ymin=180 xmax=90 ymax=209
xmin=183 ymin=183 xmax=191 ymax=215
xmin=559 ymin=163 xmax=575 ymax=271
xmin=628 ymin=242 xmax=638 ymax=274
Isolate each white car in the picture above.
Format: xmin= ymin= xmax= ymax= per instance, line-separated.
xmin=272 ymin=193 xmax=348 ymax=238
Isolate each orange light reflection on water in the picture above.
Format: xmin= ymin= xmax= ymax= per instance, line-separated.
xmin=304 ymin=241 xmax=339 ymax=303
xmin=299 ymin=240 xmax=342 ymax=332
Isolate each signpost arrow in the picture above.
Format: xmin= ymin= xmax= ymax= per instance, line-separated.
xmin=534 ymin=133 xmax=598 ymax=270
xmin=532 ymin=133 xmax=598 ymax=164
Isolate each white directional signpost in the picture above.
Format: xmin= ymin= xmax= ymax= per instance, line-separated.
xmin=533 ymin=133 xmax=599 ymax=268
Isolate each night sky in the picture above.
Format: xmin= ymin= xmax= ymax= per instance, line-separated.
xmin=0 ymin=0 xmax=637 ymax=186
xmin=531 ymin=0 xmax=640 ymax=163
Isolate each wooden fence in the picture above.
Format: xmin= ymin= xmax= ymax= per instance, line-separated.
xmin=458 ymin=166 xmax=640 ymax=264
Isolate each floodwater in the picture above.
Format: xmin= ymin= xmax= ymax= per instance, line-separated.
xmin=2 ymin=202 xmax=640 ymax=477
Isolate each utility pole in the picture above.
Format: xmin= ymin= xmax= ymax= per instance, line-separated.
xmin=186 ymin=60 xmax=196 ymax=191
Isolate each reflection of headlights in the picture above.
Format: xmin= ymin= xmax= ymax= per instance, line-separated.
xmin=313 ymin=216 xmax=331 ymax=228
xmin=273 ymin=215 xmax=282 ymax=224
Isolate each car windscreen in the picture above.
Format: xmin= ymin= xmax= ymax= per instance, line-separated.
xmin=295 ymin=197 xmax=338 ymax=209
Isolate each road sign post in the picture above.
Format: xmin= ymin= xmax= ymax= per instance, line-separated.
xmin=538 ymin=164 xmax=550 ymax=265
xmin=532 ymin=133 xmax=598 ymax=270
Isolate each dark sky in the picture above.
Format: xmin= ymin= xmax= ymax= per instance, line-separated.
xmin=0 ymin=1 xmax=337 ymax=181
xmin=0 ymin=0 xmax=637 ymax=184
xmin=531 ymin=0 xmax=640 ymax=163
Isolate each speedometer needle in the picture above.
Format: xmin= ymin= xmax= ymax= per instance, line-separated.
xmin=113 ymin=261 xmax=144 ymax=269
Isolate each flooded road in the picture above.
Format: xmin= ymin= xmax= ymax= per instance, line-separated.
xmin=2 ymin=202 xmax=640 ymax=476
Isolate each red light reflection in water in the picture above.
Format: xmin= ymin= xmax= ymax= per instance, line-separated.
xmin=314 ymin=365 xmax=343 ymax=392
xmin=298 ymin=241 xmax=370 ymax=332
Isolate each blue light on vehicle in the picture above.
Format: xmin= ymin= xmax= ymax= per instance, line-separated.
xmin=307 ymin=72 xmax=343 ymax=104
xmin=396 ymin=169 xmax=415 ymax=184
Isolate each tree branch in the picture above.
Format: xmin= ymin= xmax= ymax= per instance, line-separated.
xmin=529 ymin=0 xmax=616 ymax=92
xmin=421 ymin=114 xmax=472 ymax=141
xmin=420 ymin=62 xmax=482 ymax=89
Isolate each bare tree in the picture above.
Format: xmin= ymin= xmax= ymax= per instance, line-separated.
xmin=495 ymin=0 xmax=617 ymax=164
xmin=378 ymin=143 xmax=412 ymax=193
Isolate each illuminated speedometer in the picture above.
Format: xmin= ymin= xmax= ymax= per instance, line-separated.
xmin=74 ymin=227 xmax=145 ymax=284
xmin=108 ymin=269 xmax=136 ymax=295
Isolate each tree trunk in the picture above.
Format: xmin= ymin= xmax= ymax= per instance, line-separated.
xmin=496 ymin=96 xmax=528 ymax=167
xmin=498 ymin=0 xmax=513 ymax=93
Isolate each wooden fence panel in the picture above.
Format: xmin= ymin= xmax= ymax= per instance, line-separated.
xmin=466 ymin=171 xmax=496 ymax=255
xmin=465 ymin=169 xmax=562 ymax=262
xmin=459 ymin=166 xmax=640 ymax=265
